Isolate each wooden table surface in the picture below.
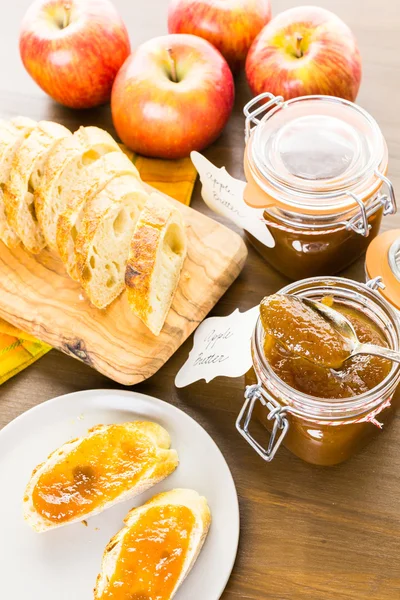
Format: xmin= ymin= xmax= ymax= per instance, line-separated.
xmin=1 ymin=1 xmax=400 ymax=598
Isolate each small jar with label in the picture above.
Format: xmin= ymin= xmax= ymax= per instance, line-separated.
xmin=243 ymin=94 xmax=396 ymax=280
xmin=237 ymin=277 xmax=400 ymax=466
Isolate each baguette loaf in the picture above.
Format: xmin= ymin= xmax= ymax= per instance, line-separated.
xmin=0 ymin=115 xmax=188 ymax=332
xmin=35 ymin=126 xmax=121 ymax=251
xmin=125 ymin=193 xmax=187 ymax=336
xmin=0 ymin=117 xmax=36 ymax=248
xmin=94 ymin=489 xmax=211 ymax=600
xmin=56 ymin=150 xmax=140 ymax=279
xmin=75 ymin=173 xmax=148 ymax=309
xmin=3 ymin=120 xmax=70 ymax=253
xmin=23 ymin=421 xmax=179 ymax=533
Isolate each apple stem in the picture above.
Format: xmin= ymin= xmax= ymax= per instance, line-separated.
xmin=167 ymin=48 xmax=178 ymax=83
xmin=295 ymin=33 xmax=303 ymax=58
xmin=62 ymin=3 xmax=72 ymax=29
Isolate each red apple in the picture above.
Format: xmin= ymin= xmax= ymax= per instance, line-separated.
xmin=168 ymin=0 xmax=271 ymax=72
xmin=246 ymin=6 xmax=362 ymax=101
xmin=111 ymin=34 xmax=235 ymax=159
xmin=19 ymin=0 xmax=130 ymax=109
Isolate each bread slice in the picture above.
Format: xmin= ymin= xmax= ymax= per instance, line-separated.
xmin=56 ymin=150 xmax=140 ymax=279
xmin=94 ymin=489 xmax=211 ymax=600
xmin=23 ymin=421 xmax=179 ymax=533
xmin=74 ymin=174 xmax=149 ymax=309
xmin=35 ymin=126 xmax=121 ymax=251
xmin=125 ymin=193 xmax=187 ymax=336
xmin=0 ymin=117 xmax=36 ymax=248
xmin=3 ymin=120 xmax=71 ymax=253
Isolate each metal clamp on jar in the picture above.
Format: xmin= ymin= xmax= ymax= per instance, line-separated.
xmin=237 ymin=277 xmax=400 ymax=466
xmin=243 ymin=93 xmax=397 ymax=280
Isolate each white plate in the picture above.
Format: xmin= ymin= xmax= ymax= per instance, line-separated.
xmin=0 ymin=389 xmax=239 ymax=600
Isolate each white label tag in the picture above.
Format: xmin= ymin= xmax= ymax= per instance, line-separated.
xmin=191 ymin=151 xmax=275 ymax=248
xmin=175 ymin=306 xmax=259 ymax=388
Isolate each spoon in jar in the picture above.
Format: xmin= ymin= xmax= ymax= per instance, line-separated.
xmin=260 ymin=294 xmax=400 ymax=370
xmin=300 ymin=297 xmax=400 ymax=369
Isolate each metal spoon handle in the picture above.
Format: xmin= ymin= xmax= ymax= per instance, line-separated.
xmin=355 ymin=343 xmax=400 ymax=364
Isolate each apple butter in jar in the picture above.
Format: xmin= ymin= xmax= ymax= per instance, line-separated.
xmin=237 ymin=277 xmax=400 ymax=466
xmin=243 ymin=94 xmax=397 ymax=280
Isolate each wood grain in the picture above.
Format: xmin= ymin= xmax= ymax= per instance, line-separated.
xmin=0 ymin=189 xmax=247 ymax=385
xmin=1 ymin=1 xmax=400 ymax=599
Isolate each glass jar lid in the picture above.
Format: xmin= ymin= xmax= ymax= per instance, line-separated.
xmin=245 ymin=95 xmax=388 ymax=215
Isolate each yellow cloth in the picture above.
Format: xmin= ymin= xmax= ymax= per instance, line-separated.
xmin=0 ymin=152 xmax=197 ymax=385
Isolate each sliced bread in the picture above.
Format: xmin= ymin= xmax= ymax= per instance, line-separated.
xmin=35 ymin=126 xmax=121 ymax=251
xmin=94 ymin=489 xmax=211 ymax=600
xmin=125 ymin=193 xmax=187 ymax=336
xmin=56 ymin=150 xmax=140 ymax=279
xmin=0 ymin=117 xmax=36 ymax=248
xmin=3 ymin=120 xmax=71 ymax=254
xmin=74 ymin=174 xmax=148 ymax=309
xmin=23 ymin=421 xmax=179 ymax=533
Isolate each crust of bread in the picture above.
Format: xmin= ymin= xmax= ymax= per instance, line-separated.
xmin=3 ymin=120 xmax=70 ymax=253
xmin=23 ymin=421 xmax=179 ymax=533
xmin=35 ymin=126 xmax=121 ymax=251
xmin=125 ymin=193 xmax=187 ymax=336
xmin=0 ymin=117 xmax=36 ymax=248
xmin=56 ymin=150 xmax=139 ymax=279
xmin=94 ymin=489 xmax=211 ymax=600
xmin=74 ymin=173 xmax=149 ymax=308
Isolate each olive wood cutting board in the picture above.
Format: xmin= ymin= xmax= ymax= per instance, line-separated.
xmin=0 ymin=186 xmax=247 ymax=385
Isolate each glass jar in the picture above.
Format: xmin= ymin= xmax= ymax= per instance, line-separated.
xmin=243 ymin=94 xmax=397 ymax=280
xmin=365 ymin=228 xmax=400 ymax=313
xmin=237 ymin=277 xmax=400 ymax=466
